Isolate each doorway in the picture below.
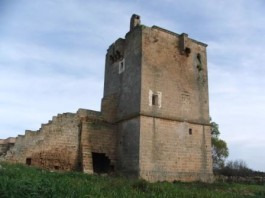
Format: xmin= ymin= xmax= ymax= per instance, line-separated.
xmin=26 ymin=158 xmax=32 ymax=166
xmin=92 ymin=152 xmax=112 ymax=174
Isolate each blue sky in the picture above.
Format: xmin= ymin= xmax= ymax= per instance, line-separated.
xmin=1 ymin=0 xmax=265 ymax=171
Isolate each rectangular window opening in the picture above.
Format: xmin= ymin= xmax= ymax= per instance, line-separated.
xmin=149 ymin=90 xmax=162 ymax=108
xmin=189 ymin=128 xmax=192 ymax=135
xmin=152 ymin=94 xmax=159 ymax=106
xmin=119 ymin=59 xmax=125 ymax=74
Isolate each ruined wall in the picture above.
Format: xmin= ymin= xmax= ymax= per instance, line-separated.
xmin=0 ymin=138 xmax=16 ymax=157
xmin=4 ymin=113 xmax=81 ymax=171
xmin=139 ymin=116 xmax=213 ymax=182
xmin=89 ymin=121 xmax=117 ymax=164
xmin=2 ymin=109 xmax=117 ymax=173
xmin=77 ymin=109 xmax=117 ymax=174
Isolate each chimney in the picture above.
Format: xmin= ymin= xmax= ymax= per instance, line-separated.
xmin=130 ymin=14 xmax=141 ymax=31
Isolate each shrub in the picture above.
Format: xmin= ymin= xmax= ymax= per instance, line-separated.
xmin=218 ymin=160 xmax=253 ymax=177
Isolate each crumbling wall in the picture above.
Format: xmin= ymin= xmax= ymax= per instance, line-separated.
xmin=89 ymin=121 xmax=117 ymax=166
xmin=4 ymin=113 xmax=81 ymax=171
xmin=0 ymin=138 xmax=16 ymax=157
xmin=2 ymin=109 xmax=117 ymax=173
xmin=78 ymin=109 xmax=117 ymax=174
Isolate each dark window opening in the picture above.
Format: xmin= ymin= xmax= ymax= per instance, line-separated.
xmin=197 ymin=53 xmax=203 ymax=71
xmin=54 ymin=166 xmax=59 ymax=170
xmin=26 ymin=158 xmax=32 ymax=166
xmin=119 ymin=59 xmax=125 ymax=74
xmin=120 ymin=61 xmax=124 ymax=70
xmin=197 ymin=53 xmax=201 ymax=63
xmin=152 ymin=94 xmax=159 ymax=106
xmin=189 ymin=128 xmax=192 ymax=135
xmin=185 ymin=47 xmax=191 ymax=56
xmin=92 ymin=152 xmax=112 ymax=174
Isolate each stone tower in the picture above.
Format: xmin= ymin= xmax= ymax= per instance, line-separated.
xmin=101 ymin=14 xmax=213 ymax=182
xmin=1 ymin=14 xmax=213 ymax=183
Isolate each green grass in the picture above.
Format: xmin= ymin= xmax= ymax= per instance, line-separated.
xmin=0 ymin=162 xmax=264 ymax=198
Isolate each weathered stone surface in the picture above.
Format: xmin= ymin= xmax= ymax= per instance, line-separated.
xmin=0 ymin=137 xmax=16 ymax=157
xmin=0 ymin=14 xmax=213 ymax=182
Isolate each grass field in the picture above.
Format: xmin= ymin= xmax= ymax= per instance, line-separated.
xmin=0 ymin=162 xmax=264 ymax=198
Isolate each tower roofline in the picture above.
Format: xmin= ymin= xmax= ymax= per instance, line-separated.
xmin=126 ymin=14 xmax=207 ymax=47
xmin=151 ymin=26 xmax=208 ymax=47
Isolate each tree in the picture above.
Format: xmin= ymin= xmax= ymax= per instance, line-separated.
xmin=210 ymin=120 xmax=229 ymax=170
xmin=220 ymin=159 xmax=253 ymax=176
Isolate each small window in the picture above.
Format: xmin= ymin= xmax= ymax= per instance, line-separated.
xmin=197 ymin=53 xmax=203 ymax=71
xmin=149 ymin=90 xmax=162 ymax=108
xmin=152 ymin=94 xmax=159 ymax=106
xmin=189 ymin=128 xmax=192 ymax=135
xmin=119 ymin=59 xmax=125 ymax=74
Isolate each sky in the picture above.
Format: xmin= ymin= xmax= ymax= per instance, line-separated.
xmin=0 ymin=0 xmax=265 ymax=172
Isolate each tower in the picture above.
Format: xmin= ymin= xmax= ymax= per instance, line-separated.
xmin=101 ymin=14 xmax=213 ymax=182
xmin=0 ymin=14 xmax=213 ymax=183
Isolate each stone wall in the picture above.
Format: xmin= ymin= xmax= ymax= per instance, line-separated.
xmin=79 ymin=110 xmax=117 ymax=173
xmin=77 ymin=109 xmax=117 ymax=174
xmin=4 ymin=113 xmax=81 ymax=171
xmin=116 ymin=117 xmax=140 ymax=176
xmin=0 ymin=138 xmax=16 ymax=157
xmin=141 ymin=26 xmax=209 ymax=124
xmin=1 ymin=109 xmax=118 ymax=173
xmin=139 ymin=116 xmax=213 ymax=182
xmin=116 ymin=27 xmax=142 ymax=121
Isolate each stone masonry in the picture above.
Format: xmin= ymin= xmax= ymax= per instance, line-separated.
xmin=0 ymin=14 xmax=213 ymax=182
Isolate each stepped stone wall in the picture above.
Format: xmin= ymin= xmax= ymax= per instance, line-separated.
xmin=4 ymin=113 xmax=80 ymax=171
xmin=1 ymin=109 xmax=117 ymax=172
